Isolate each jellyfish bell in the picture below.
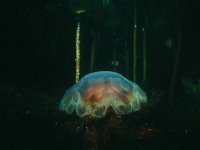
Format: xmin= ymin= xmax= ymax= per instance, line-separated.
xmin=59 ymin=71 xmax=147 ymax=119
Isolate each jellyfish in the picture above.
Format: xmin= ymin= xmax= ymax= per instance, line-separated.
xmin=59 ymin=71 xmax=147 ymax=119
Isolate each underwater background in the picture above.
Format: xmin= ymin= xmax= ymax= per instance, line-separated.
xmin=1 ymin=0 xmax=200 ymax=149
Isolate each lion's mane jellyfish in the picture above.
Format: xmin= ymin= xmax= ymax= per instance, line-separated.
xmin=59 ymin=71 xmax=147 ymax=119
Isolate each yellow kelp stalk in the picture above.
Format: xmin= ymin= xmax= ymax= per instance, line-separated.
xmin=75 ymin=21 xmax=80 ymax=83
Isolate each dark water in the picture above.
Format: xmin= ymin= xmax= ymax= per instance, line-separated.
xmin=1 ymin=0 xmax=200 ymax=149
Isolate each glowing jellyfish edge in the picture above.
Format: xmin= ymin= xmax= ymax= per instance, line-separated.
xmin=59 ymin=71 xmax=147 ymax=118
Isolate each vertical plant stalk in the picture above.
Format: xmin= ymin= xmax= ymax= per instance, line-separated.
xmin=90 ymin=31 xmax=96 ymax=72
xmin=124 ymin=38 xmax=129 ymax=78
xmin=75 ymin=21 xmax=81 ymax=83
xmin=169 ymin=16 xmax=182 ymax=98
xmin=133 ymin=0 xmax=137 ymax=82
xmin=113 ymin=39 xmax=117 ymax=72
xmin=142 ymin=27 xmax=147 ymax=82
